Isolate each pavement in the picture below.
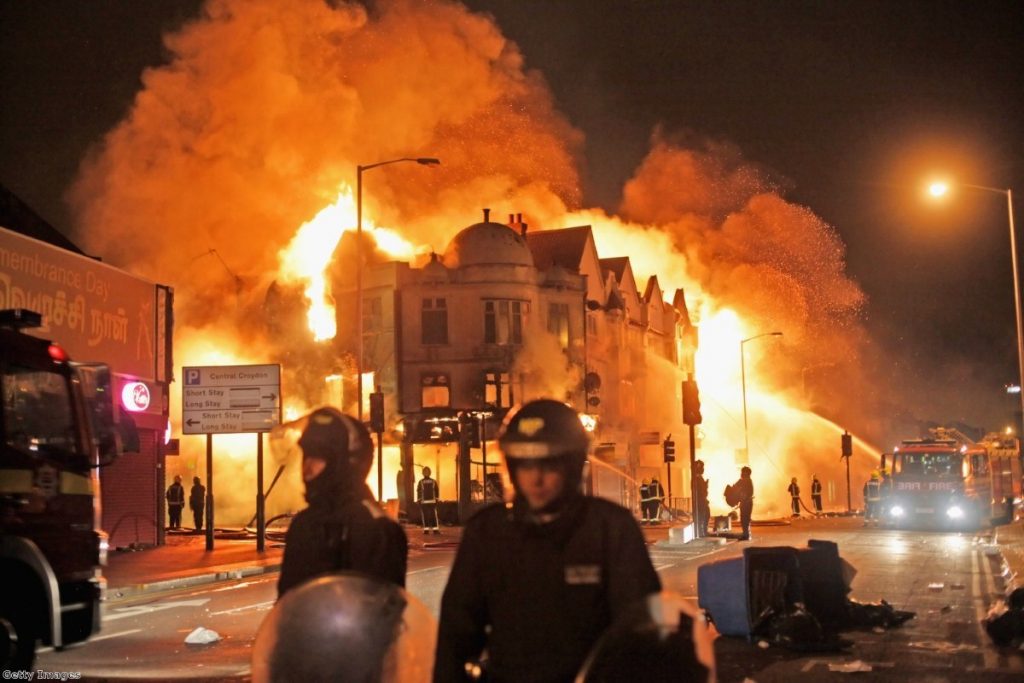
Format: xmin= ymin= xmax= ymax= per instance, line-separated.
xmin=105 ymin=512 xmax=1024 ymax=604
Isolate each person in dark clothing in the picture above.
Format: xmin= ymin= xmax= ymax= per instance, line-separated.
xmin=417 ymin=466 xmax=440 ymax=535
xmin=638 ymin=478 xmax=652 ymax=524
xmin=732 ymin=467 xmax=754 ymax=540
xmin=811 ymin=474 xmax=823 ymax=513
xmin=648 ymin=478 xmax=665 ymax=523
xmin=787 ymin=477 xmax=801 ymax=517
xmin=189 ymin=476 xmax=206 ymax=533
xmin=693 ymin=460 xmax=709 ymax=538
xmin=435 ymin=399 xmax=661 ymax=683
xmin=277 ymin=407 xmax=408 ymax=598
xmin=166 ymin=475 xmax=185 ymax=529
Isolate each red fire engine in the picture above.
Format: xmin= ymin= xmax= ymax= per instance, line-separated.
xmin=881 ymin=428 xmax=1021 ymax=529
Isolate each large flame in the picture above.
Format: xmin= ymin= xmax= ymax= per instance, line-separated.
xmin=69 ymin=0 xmax=878 ymax=522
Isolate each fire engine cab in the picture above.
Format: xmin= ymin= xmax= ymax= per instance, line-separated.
xmin=881 ymin=428 xmax=1021 ymax=529
xmin=1 ymin=309 xmax=121 ymax=670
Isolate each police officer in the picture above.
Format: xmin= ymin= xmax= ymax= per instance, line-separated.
xmin=417 ymin=466 xmax=441 ymax=535
xmin=434 ymin=399 xmax=661 ymax=682
xmin=639 ymin=478 xmax=652 ymax=524
xmin=863 ymin=471 xmax=882 ymax=525
xmin=166 ymin=475 xmax=185 ymax=529
xmin=811 ymin=474 xmax=823 ymax=514
xmin=278 ymin=407 xmax=408 ymax=597
xmin=787 ymin=477 xmax=801 ymax=517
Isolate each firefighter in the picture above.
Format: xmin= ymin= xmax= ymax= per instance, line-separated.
xmin=731 ymin=467 xmax=754 ymax=540
xmin=417 ymin=466 xmax=441 ymax=535
xmin=166 ymin=475 xmax=185 ymax=529
xmin=434 ymin=399 xmax=661 ymax=683
xmin=639 ymin=478 xmax=652 ymax=524
xmin=649 ymin=477 xmax=665 ymax=523
xmin=693 ymin=460 xmax=709 ymax=538
xmin=189 ymin=476 xmax=206 ymax=533
xmin=787 ymin=477 xmax=801 ymax=517
xmin=863 ymin=471 xmax=882 ymax=524
xmin=811 ymin=474 xmax=823 ymax=513
xmin=277 ymin=407 xmax=408 ymax=598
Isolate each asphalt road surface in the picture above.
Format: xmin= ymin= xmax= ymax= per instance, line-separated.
xmin=32 ymin=516 xmax=1024 ymax=682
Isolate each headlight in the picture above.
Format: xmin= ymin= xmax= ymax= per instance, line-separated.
xmin=946 ymin=506 xmax=964 ymax=519
xmin=98 ymin=533 xmax=109 ymax=566
xmin=889 ymin=505 xmax=905 ymax=517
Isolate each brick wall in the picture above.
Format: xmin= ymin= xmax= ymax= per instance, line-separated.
xmin=101 ymin=429 xmax=160 ymax=549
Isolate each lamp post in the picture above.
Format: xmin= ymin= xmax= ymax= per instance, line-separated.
xmin=741 ymin=331 xmax=783 ymax=461
xmin=928 ymin=181 xmax=1023 ymax=435
xmin=356 ymin=157 xmax=440 ymax=420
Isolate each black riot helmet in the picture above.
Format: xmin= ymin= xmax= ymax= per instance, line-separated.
xmin=498 ymin=399 xmax=591 ymax=496
xmin=298 ymin=407 xmax=373 ymax=501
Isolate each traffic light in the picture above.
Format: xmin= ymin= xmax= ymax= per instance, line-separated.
xmin=841 ymin=431 xmax=852 ymax=457
xmin=663 ymin=437 xmax=676 ymax=463
xmin=682 ymin=379 xmax=702 ymax=426
xmin=369 ymin=390 xmax=385 ymax=433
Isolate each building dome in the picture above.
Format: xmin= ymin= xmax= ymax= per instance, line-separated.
xmin=442 ymin=221 xmax=535 ymax=269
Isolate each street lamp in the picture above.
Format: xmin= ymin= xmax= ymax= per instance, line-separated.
xmin=741 ymin=331 xmax=783 ymax=461
xmin=928 ymin=180 xmax=1022 ymax=435
xmin=356 ymin=157 xmax=440 ymax=420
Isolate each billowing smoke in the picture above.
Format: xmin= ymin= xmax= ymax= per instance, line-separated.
xmin=68 ymin=0 xmax=878 ymax=521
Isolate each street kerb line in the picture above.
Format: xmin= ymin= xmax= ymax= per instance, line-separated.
xmin=972 ymin=548 xmax=1000 ymax=671
xmin=35 ymin=628 xmax=142 ymax=653
xmin=407 ymin=565 xmax=446 ymax=576
xmin=210 ymin=599 xmax=275 ymax=616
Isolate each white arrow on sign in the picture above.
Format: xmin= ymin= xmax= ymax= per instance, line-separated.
xmin=105 ymin=598 xmax=211 ymax=622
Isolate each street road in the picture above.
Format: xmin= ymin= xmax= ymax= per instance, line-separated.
xmin=33 ymin=516 xmax=1024 ymax=681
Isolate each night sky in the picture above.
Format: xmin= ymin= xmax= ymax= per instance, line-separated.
xmin=2 ymin=0 xmax=1023 ymax=436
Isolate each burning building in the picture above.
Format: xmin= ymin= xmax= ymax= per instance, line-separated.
xmin=326 ymin=208 xmax=698 ymax=522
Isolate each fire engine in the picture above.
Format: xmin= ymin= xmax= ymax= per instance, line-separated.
xmin=1 ymin=309 xmax=121 ymax=669
xmin=881 ymin=428 xmax=1022 ymax=529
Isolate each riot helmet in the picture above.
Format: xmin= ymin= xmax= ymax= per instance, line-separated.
xmin=497 ymin=399 xmax=590 ymax=507
xmin=297 ymin=407 xmax=373 ymax=502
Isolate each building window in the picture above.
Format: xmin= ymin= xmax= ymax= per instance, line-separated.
xmin=421 ymin=372 xmax=450 ymax=408
xmin=548 ymin=302 xmax=570 ymax=351
xmin=363 ymin=296 xmax=383 ymax=334
xmin=484 ymin=371 xmax=522 ymax=408
xmin=484 ymin=299 xmax=528 ymax=344
xmin=422 ymin=298 xmax=448 ymax=345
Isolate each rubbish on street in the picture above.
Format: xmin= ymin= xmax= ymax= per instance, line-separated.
xmin=845 ymin=599 xmax=915 ymax=629
xmin=927 ymin=583 xmax=944 ymax=591
xmin=185 ymin=626 xmax=221 ymax=644
xmin=950 ymin=583 xmax=965 ymax=590
xmin=828 ymin=660 xmax=873 ymax=673
xmin=982 ymin=587 xmax=1024 ymax=647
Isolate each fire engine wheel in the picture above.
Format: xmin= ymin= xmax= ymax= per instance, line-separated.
xmin=0 ymin=607 xmax=37 ymax=672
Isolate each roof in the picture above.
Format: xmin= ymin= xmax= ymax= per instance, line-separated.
xmin=599 ymin=256 xmax=630 ymax=281
xmin=0 ymin=183 xmax=85 ymax=254
xmin=524 ymin=225 xmax=592 ymax=271
xmin=442 ymin=221 xmax=534 ymax=268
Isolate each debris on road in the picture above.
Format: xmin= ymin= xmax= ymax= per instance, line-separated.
xmin=927 ymin=582 xmax=944 ymax=591
xmin=828 ymin=660 xmax=873 ymax=673
xmin=185 ymin=626 xmax=221 ymax=644
xmin=982 ymin=587 xmax=1024 ymax=647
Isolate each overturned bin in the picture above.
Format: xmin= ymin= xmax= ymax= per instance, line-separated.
xmin=698 ymin=540 xmax=853 ymax=637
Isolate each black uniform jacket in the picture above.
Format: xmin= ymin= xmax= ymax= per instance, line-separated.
xmin=277 ymin=484 xmax=407 ymax=597
xmin=434 ymin=496 xmax=661 ymax=683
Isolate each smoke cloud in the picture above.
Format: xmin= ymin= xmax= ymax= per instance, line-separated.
xmin=69 ymin=0 xmax=877 ymax=521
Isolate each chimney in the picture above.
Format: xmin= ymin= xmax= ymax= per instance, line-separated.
xmin=520 ymin=221 xmax=528 ymax=237
xmin=509 ymin=213 xmax=515 ymax=225
xmin=483 ymin=208 xmax=490 ymax=223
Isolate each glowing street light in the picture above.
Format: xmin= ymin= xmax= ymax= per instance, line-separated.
xmin=356 ymin=157 xmax=440 ymax=420
xmin=740 ymin=331 xmax=783 ymax=461
xmin=927 ymin=179 xmax=1022 ymax=434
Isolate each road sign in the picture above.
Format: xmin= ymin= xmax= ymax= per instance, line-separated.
xmin=182 ymin=364 xmax=282 ymax=434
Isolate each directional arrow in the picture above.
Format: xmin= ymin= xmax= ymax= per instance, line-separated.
xmin=186 ymin=418 xmax=200 ymax=427
xmin=105 ymin=598 xmax=210 ymax=622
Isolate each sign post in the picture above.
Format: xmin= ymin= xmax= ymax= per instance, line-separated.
xmin=183 ymin=365 xmax=281 ymax=550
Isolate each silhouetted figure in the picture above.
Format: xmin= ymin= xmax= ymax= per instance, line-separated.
xmin=788 ymin=477 xmax=801 ymax=517
xmin=811 ymin=474 xmax=823 ymax=513
xmin=693 ymin=460 xmax=709 ymax=537
xmin=732 ymin=467 xmax=754 ymax=540
xmin=189 ymin=476 xmax=206 ymax=533
xmin=166 ymin=475 xmax=185 ymax=529
xmin=649 ymin=478 xmax=665 ymax=523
